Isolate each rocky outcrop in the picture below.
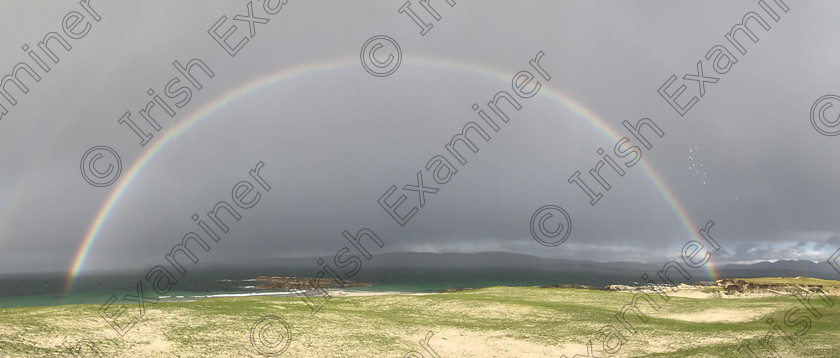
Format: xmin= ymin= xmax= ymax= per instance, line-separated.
xmin=442 ymin=287 xmax=475 ymax=293
xmin=541 ymin=284 xmax=594 ymax=290
xmin=254 ymin=276 xmax=372 ymax=290
xmin=715 ymin=278 xmax=828 ymax=295
xmin=539 ymin=277 xmax=839 ymax=297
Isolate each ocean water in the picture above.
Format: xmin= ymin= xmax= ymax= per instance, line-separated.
xmin=0 ymin=266 xmax=644 ymax=309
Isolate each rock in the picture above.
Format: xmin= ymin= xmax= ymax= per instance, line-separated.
xmin=540 ymin=284 xmax=593 ymax=289
xmin=442 ymin=287 xmax=475 ymax=293
xmin=714 ymin=277 xmax=834 ymax=296
xmin=253 ymin=276 xmax=372 ymax=290
xmin=724 ymin=284 xmax=743 ymax=293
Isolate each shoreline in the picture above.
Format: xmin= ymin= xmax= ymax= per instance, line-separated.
xmin=156 ymin=288 xmax=435 ymax=303
xmin=3 ymin=276 xmax=838 ymax=310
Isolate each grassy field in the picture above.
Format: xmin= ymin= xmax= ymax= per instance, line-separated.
xmin=0 ymin=284 xmax=838 ymax=357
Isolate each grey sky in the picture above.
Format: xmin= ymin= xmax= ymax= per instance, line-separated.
xmin=1 ymin=1 xmax=839 ymax=274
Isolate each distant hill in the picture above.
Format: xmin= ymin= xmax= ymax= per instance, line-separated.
xmin=722 ymin=259 xmax=826 ymax=272
xmin=247 ymin=252 xmax=840 ymax=283
xmin=254 ymin=251 xmax=648 ymax=271
xmin=719 ymin=259 xmax=838 ymax=280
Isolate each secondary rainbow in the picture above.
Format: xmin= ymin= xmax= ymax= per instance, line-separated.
xmin=65 ymin=56 xmax=715 ymax=293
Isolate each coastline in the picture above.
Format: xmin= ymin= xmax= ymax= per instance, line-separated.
xmin=154 ymin=288 xmax=434 ymax=303
xmin=3 ymin=275 xmax=835 ymax=311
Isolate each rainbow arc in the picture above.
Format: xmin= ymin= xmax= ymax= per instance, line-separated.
xmin=65 ymin=56 xmax=716 ymax=294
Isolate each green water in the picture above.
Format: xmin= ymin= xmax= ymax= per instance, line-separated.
xmin=0 ymin=266 xmax=645 ymax=308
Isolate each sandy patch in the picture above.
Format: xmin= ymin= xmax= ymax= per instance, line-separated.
xmin=665 ymin=308 xmax=772 ymax=323
xmin=135 ymin=336 xmax=173 ymax=355
xmin=423 ymin=329 xmax=560 ymax=357
xmin=668 ymin=289 xmax=721 ymax=299
xmin=327 ymin=289 xmax=435 ymax=297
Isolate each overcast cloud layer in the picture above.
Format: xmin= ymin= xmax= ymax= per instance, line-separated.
xmin=1 ymin=1 xmax=839 ymax=274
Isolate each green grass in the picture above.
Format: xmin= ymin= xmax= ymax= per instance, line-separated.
xmin=0 ymin=286 xmax=838 ymax=357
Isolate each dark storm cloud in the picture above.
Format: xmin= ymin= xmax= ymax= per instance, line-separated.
xmin=1 ymin=1 xmax=839 ymax=274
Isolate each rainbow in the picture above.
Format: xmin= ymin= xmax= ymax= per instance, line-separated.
xmin=65 ymin=56 xmax=716 ymax=293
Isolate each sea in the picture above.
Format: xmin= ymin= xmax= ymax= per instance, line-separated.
xmin=0 ymin=265 xmax=646 ymax=309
